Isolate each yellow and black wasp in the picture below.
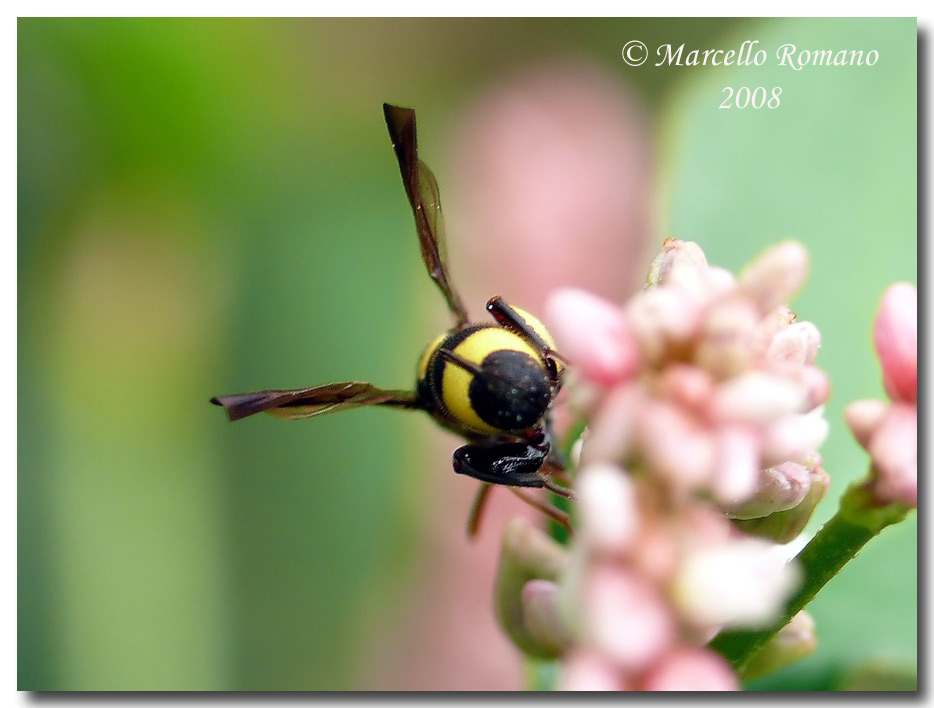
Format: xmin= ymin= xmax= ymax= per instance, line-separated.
xmin=211 ymin=104 xmax=572 ymax=535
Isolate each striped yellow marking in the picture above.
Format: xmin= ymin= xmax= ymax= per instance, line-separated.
xmin=510 ymin=306 xmax=564 ymax=375
xmin=417 ymin=332 xmax=447 ymax=382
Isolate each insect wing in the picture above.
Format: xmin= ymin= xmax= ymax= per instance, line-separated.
xmin=211 ymin=382 xmax=419 ymax=422
xmin=383 ymin=103 xmax=469 ymax=328
xmin=418 ymin=160 xmax=448 ymax=265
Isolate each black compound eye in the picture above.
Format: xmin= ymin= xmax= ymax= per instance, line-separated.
xmin=468 ymin=350 xmax=551 ymax=432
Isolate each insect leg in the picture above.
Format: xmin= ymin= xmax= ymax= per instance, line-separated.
xmin=506 ymin=487 xmax=573 ymax=537
xmin=466 ymin=483 xmax=494 ymax=539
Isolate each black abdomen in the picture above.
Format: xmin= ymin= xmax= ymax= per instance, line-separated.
xmin=468 ymin=350 xmax=551 ymax=431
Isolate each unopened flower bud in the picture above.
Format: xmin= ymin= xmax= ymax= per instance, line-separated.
xmin=737 ymin=240 xmax=809 ymax=314
xmin=723 ymin=461 xmax=811 ymax=520
xmin=522 ymin=580 xmax=574 ymax=656
xmin=800 ymin=366 xmax=831 ymax=410
xmin=711 ymin=372 xmax=807 ymax=426
xmin=751 ymin=304 xmax=798 ymax=359
xmin=695 ymin=298 xmax=759 ymax=379
xmin=741 ymin=611 xmax=817 ymax=681
xmin=646 ymin=238 xmax=709 ymax=287
xmin=577 ymin=463 xmax=639 ymax=553
xmin=626 ymin=286 xmax=700 ymax=364
xmin=711 ymin=425 xmax=761 ymax=507
xmin=583 ymin=567 xmax=676 ymax=671
xmin=637 ymin=400 xmax=714 ymax=490
xmin=656 ymin=363 xmax=716 ymax=414
xmin=663 ymin=259 xmax=715 ymax=309
xmin=559 ymin=649 xmax=628 ymax=691
xmin=578 ymin=383 xmax=640 ymax=465
xmin=844 ymin=398 xmax=889 ymax=450
xmin=767 ymin=320 xmax=821 ymax=369
xmin=734 ymin=464 xmax=829 ymax=543
xmin=639 ymin=646 xmax=739 ymax=691
xmin=671 ymin=538 xmax=801 ymax=630
xmin=761 ymin=406 xmax=830 ymax=467
xmin=704 ymin=266 xmax=740 ymax=299
xmin=868 ymin=402 xmax=917 ymax=508
xmin=496 ymin=518 xmax=570 ymax=658
xmin=546 ymin=287 xmax=640 ymax=386
xmin=873 ymin=282 xmax=917 ymax=404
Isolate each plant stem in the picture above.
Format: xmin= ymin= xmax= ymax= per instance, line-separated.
xmin=709 ymin=477 xmax=911 ymax=675
xmin=525 ymin=657 xmax=559 ymax=690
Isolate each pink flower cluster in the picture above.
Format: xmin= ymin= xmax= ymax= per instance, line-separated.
xmin=844 ymin=282 xmax=917 ymax=508
xmin=537 ymin=239 xmax=829 ymax=690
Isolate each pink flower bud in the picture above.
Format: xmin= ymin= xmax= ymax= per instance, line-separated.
xmin=868 ymin=402 xmax=917 ymax=508
xmin=559 ymin=649 xmax=628 ymax=691
xmin=637 ymin=400 xmax=714 ymax=490
xmin=522 ymin=580 xmax=574 ymax=655
xmin=646 ymin=238 xmax=709 ymax=287
xmin=733 ymin=463 xmax=828 ymax=544
xmin=767 ymin=320 xmax=821 ymax=368
xmin=577 ymin=463 xmax=640 ymax=554
xmin=711 ymin=424 xmax=761 ymax=507
xmin=545 ymin=287 xmax=640 ymax=386
xmin=844 ymin=398 xmax=889 ymax=450
xmin=723 ymin=461 xmax=811 ymax=520
xmin=496 ymin=519 xmax=570 ymax=658
xmin=751 ymin=305 xmax=797 ymax=360
xmin=671 ymin=538 xmax=801 ymax=629
xmin=657 ymin=363 xmax=716 ymax=414
xmin=800 ymin=366 xmax=831 ymax=410
xmin=639 ymin=646 xmax=739 ymax=691
xmin=761 ymin=406 xmax=829 ymax=466
xmin=737 ymin=240 xmax=809 ymax=314
xmin=579 ymin=383 xmax=640 ymax=465
xmin=582 ymin=567 xmax=677 ymax=671
xmin=695 ymin=298 xmax=760 ymax=379
xmin=873 ymin=282 xmax=917 ymax=404
xmin=662 ymin=259 xmax=714 ymax=308
xmin=625 ymin=286 xmax=700 ymax=364
xmin=710 ymin=372 xmax=808 ymax=425
xmin=704 ymin=266 xmax=740 ymax=299
xmin=630 ymin=520 xmax=681 ymax=586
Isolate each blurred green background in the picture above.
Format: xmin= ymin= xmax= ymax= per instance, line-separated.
xmin=18 ymin=18 xmax=916 ymax=690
